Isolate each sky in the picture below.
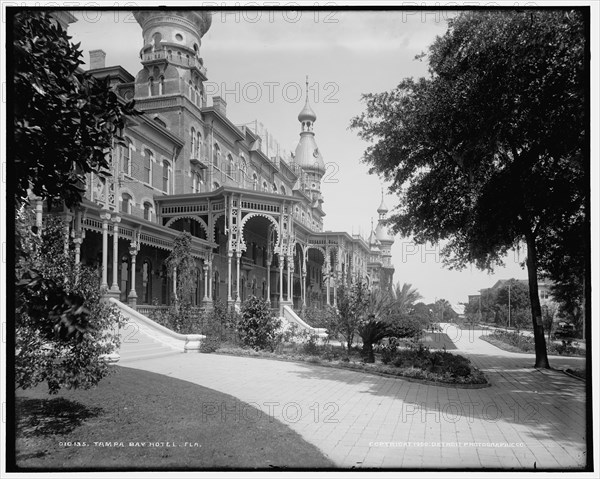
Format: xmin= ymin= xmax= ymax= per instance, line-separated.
xmin=66 ymin=7 xmax=532 ymax=306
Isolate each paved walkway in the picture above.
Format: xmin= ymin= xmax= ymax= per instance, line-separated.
xmin=119 ymin=323 xmax=586 ymax=470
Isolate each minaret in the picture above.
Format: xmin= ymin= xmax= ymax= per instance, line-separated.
xmin=293 ymin=77 xmax=326 ymax=206
xmin=132 ymin=11 xmax=212 ymax=102
xmin=374 ymin=190 xmax=395 ymax=290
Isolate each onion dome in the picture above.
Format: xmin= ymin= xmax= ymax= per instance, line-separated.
xmin=375 ymin=221 xmax=395 ymax=243
xmin=298 ymin=95 xmax=317 ymax=123
xmin=293 ymin=76 xmax=325 ymax=173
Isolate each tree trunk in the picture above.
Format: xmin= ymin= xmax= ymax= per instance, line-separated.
xmin=362 ymin=341 xmax=375 ymax=363
xmin=525 ymin=231 xmax=550 ymax=368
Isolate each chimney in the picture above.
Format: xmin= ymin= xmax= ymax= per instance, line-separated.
xmin=89 ymin=49 xmax=106 ymax=70
xmin=212 ymin=96 xmax=227 ymax=117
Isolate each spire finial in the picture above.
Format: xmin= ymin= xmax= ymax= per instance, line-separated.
xmin=306 ymin=75 xmax=309 ymax=97
xmin=371 ymin=217 xmax=374 ymax=230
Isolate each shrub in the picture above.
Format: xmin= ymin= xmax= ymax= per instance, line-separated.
xmin=16 ymin=214 xmax=123 ymax=394
xmin=238 ymin=296 xmax=281 ymax=351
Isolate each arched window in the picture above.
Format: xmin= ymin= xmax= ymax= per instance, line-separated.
xmin=187 ymin=80 xmax=192 ymax=97
xmin=196 ymin=131 xmax=202 ymax=158
xmin=143 ymin=201 xmax=153 ymax=221
xmin=195 ymin=86 xmax=200 ymax=105
xmin=158 ymin=76 xmax=164 ymax=95
xmin=280 ymin=185 xmax=286 ymax=196
xmin=272 ymin=183 xmax=278 ymax=193
xmin=162 ymin=160 xmax=170 ymax=193
xmin=122 ymin=137 xmax=132 ymax=176
xmin=213 ymin=143 xmax=220 ymax=167
xmin=262 ymin=181 xmax=268 ymax=192
xmin=144 ymin=149 xmax=153 ymax=184
xmin=240 ymin=156 xmax=247 ymax=180
xmin=226 ymin=154 xmax=234 ymax=176
xmin=253 ymin=173 xmax=258 ymax=190
xmin=190 ymin=127 xmax=196 ymax=157
xmin=148 ymin=77 xmax=154 ymax=97
xmin=191 ymin=82 xmax=196 ymax=103
xmin=213 ymin=181 xmax=220 ymax=190
xmin=192 ymin=171 xmax=204 ymax=193
xmin=121 ymin=193 xmax=132 ymax=213
xmin=152 ymin=32 xmax=162 ymax=51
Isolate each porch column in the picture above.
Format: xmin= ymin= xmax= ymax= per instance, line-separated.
xmin=173 ymin=266 xmax=177 ymax=301
xmin=208 ymin=261 xmax=213 ymax=299
xmin=227 ymin=252 xmax=233 ymax=303
xmin=279 ymin=256 xmax=284 ymax=304
xmin=73 ymin=236 xmax=83 ymax=265
xmin=302 ymin=269 xmax=307 ymax=308
xmin=128 ymin=241 xmax=139 ymax=307
xmin=287 ymin=256 xmax=293 ymax=303
xmin=235 ymin=251 xmax=241 ymax=305
xmin=35 ymin=196 xmax=43 ymax=231
xmin=63 ymin=213 xmax=72 ymax=255
xmin=110 ymin=215 xmax=121 ymax=293
xmin=333 ymin=271 xmax=338 ymax=308
xmin=325 ymin=264 xmax=331 ymax=306
xmin=202 ymin=263 xmax=209 ymax=302
xmin=100 ymin=210 xmax=111 ymax=290
xmin=266 ymin=259 xmax=272 ymax=305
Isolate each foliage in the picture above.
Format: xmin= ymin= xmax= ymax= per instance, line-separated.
xmin=350 ymin=10 xmax=586 ymax=368
xmin=149 ymin=300 xmax=203 ymax=335
xmin=13 ymin=11 xmax=138 ymax=209
xmin=15 ymin=214 xmax=123 ymax=394
xmin=238 ymin=296 xmax=281 ymax=351
xmin=165 ymin=232 xmax=196 ymax=306
xmin=334 ymin=280 xmax=371 ymax=354
xmin=485 ymin=330 xmax=584 ymax=357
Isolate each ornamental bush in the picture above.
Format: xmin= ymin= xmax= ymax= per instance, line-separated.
xmin=238 ymin=296 xmax=281 ymax=351
xmin=16 ymin=213 xmax=123 ymax=394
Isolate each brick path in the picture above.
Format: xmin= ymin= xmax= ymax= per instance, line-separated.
xmin=120 ymin=323 xmax=587 ymax=470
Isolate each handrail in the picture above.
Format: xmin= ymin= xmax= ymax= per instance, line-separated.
xmin=109 ymin=298 xmax=205 ymax=351
xmin=282 ymin=305 xmax=328 ymax=338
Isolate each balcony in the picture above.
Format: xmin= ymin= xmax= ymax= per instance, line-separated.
xmin=142 ymin=50 xmax=207 ymax=79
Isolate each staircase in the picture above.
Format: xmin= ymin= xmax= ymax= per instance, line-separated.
xmin=107 ymin=298 xmax=206 ymax=364
xmin=281 ymin=305 xmax=328 ymax=338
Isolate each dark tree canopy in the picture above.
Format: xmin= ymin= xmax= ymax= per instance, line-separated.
xmin=350 ymin=10 xmax=587 ymax=368
xmin=12 ymin=11 xmax=137 ymax=208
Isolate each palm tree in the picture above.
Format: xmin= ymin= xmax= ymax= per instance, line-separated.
xmin=393 ymin=283 xmax=423 ymax=316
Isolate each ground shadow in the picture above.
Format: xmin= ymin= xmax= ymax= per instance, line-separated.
xmin=16 ymin=397 xmax=103 ymax=438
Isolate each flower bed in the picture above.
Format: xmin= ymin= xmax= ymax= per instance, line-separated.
xmin=481 ymin=330 xmax=585 ymax=357
xmin=213 ymin=342 xmax=488 ymax=387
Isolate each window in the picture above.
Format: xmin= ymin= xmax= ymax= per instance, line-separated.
xmin=253 ymin=173 xmax=258 ymax=190
xmin=226 ymin=154 xmax=234 ymax=176
xmin=148 ymin=77 xmax=154 ymax=97
xmin=213 ymin=143 xmax=220 ymax=167
xmin=158 ymin=76 xmax=164 ymax=95
xmin=121 ymin=193 xmax=132 ymax=213
xmin=144 ymin=149 xmax=153 ymax=184
xmin=192 ymin=171 xmax=204 ymax=193
xmin=191 ymin=127 xmax=196 ymax=157
xmin=143 ymin=201 xmax=152 ymax=221
xmin=280 ymin=185 xmax=286 ymax=196
xmin=122 ymin=138 xmax=132 ymax=176
xmin=195 ymin=86 xmax=200 ymax=105
xmin=240 ymin=156 xmax=248 ymax=180
xmin=262 ymin=181 xmax=268 ymax=192
xmin=162 ymin=160 xmax=170 ymax=193
xmin=196 ymin=132 xmax=202 ymax=158
xmin=213 ymin=181 xmax=220 ymax=190
xmin=272 ymin=183 xmax=277 ymax=193
xmin=189 ymin=81 xmax=194 ymax=101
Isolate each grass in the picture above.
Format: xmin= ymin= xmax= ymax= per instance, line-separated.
xmin=14 ymin=366 xmax=334 ymax=470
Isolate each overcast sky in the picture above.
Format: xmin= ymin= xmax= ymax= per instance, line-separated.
xmin=67 ymin=8 xmax=532 ymax=306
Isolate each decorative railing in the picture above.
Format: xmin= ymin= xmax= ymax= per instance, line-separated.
xmin=142 ymin=50 xmax=207 ymax=76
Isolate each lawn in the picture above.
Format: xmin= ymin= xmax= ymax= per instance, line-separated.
xmin=14 ymin=366 xmax=334 ymax=470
